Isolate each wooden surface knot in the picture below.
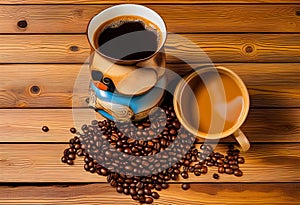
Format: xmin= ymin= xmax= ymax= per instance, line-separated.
xmin=29 ymin=85 xmax=40 ymax=95
xmin=243 ymin=44 xmax=256 ymax=56
xmin=69 ymin=45 xmax=79 ymax=52
xmin=17 ymin=20 xmax=27 ymax=29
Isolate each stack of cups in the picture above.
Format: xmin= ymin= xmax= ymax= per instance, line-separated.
xmin=87 ymin=4 xmax=168 ymax=122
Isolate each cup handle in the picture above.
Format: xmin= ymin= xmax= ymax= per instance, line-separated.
xmin=233 ymin=129 xmax=250 ymax=152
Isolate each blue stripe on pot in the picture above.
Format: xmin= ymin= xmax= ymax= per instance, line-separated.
xmin=97 ymin=109 xmax=115 ymax=121
xmin=90 ymin=76 xmax=166 ymax=114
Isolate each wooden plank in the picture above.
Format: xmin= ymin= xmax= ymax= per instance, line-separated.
xmin=0 ymin=108 xmax=298 ymax=143
xmin=0 ymin=143 xmax=299 ymax=182
xmin=0 ymin=183 xmax=298 ymax=204
xmin=0 ymin=34 xmax=300 ymax=63
xmin=0 ymin=63 xmax=299 ymax=108
xmin=0 ymin=5 xmax=300 ymax=33
xmin=0 ymin=0 xmax=299 ymax=4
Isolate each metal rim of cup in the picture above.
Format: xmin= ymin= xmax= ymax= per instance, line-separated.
xmin=86 ymin=4 xmax=168 ymax=65
xmin=173 ymin=66 xmax=250 ymax=139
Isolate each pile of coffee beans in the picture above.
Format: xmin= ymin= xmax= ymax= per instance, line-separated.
xmin=61 ymin=103 xmax=245 ymax=204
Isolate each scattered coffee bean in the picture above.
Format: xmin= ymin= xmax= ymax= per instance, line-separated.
xmin=70 ymin=127 xmax=77 ymax=134
xmin=42 ymin=126 xmax=49 ymax=132
xmin=181 ymin=183 xmax=190 ymax=190
xmin=61 ymin=156 xmax=67 ymax=163
xmin=60 ymin=100 xmax=246 ymax=204
xmin=213 ymin=173 xmax=219 ymax=179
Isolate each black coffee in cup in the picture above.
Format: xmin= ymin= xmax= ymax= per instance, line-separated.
xmin=94 ymin=16 xmax=161 ymax=61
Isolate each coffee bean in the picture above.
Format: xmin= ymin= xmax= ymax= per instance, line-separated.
xmin=234 ymin=169 xmax=243 ymax=177
xmin=123 ymin=188 xmax=129 ymax=195
xmin=67 ymin=159 xmax=73 ymax=165
xmin=139 ymin=195 xmax=146 ymax=203
xmin=152 ymin=191 xmax=160 ymax=199
xmin=155 ymin=184 xmax=162 ymax=191
xmin=145 ymin=197 xmax=153 ymax=204
xmin=42 ymin=126 xmax=49 ymax=132
xmin=213 ymin=173 xmax=219 ymax=179
xmin=129 ymin=187 xmax=137 ymax=196
xmin=214 ymin=153 xmax=224 ymax=158
xmin=194 ymin=164 xmax=202 ymax=169
xmin=68 ymin=153 xmax=76 ymax=160
xmin=144 ymin=187 xmax=151 ymax=196
xmin=70 ymin=127 xmax=77 ymax=134
xmin=229 ymin=160 xmax=238 ymax=165
xmin=84 ymin=156 xmax=90 ymax=163
xmin=84 ymin=164 xmax=89 ymax=171
xmin=181 ymin=171 xmax=189 ymax=179
xmin=132 ymin=195 xmax=139 ymax=201
xmin=225 ymin=168 xmax=234 ymax=174
xmin=172 ymin=121 xmax=180 ymax=129
xmin=218 ymin=166 xmax=225 ymax=173
xmin=171 ymin=173 xmax=178 ymax=180
xmin=224 ymin=164 xmax=230 ymax=168
xmin=238 ymin=157 xmax=245 ymax=164
xmin=200 ymin=166 xmax=208 ymax=174
xmin=61 ymin=156 xmax=67 ymax=163
xmin=74 ymin=144 xmax=81 ymax=150
xmin=124 ymin=148 xmax=132 ymax=154
xmin=181 ymin=183 xmax=190 ymax=190
xmin=89 ymin=167 xmax=96 ymax=173
xmin=194 ymin=171 xmax=201 ymax=176
xmin=100 ymin=168 xmax=108 ymax=176
xmin=137 ymin=189 xmax=144 ymax=195
xmin=116 ymin=186 xmax=123 ymax=193
xmin=136 ymin=181 xmax=143 ymax=190
xmin=161 ymin=183 xmax=168 ymax=189
xmin=110 ymin=179 xmax=117 ymax=187
xmin=230 ymin=164 xmax=239 ymax=170
xmin=189 ymin=166 xmax=195 ymax=172
xmin=217 ymin=159 xmax=223 ymax=164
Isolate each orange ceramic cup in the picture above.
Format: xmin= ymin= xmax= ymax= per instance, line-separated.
xmin=173 ymin=66 xmax=250 ymax=151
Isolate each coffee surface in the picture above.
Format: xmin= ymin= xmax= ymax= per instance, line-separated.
xmin=95 ymin=16 xmax=159 ymax=60
xmin=188 ymin=71 xmax=244 ymax=134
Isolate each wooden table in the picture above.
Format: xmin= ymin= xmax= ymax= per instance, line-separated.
xmin=0 ymin=0 xmax=299 ymax=204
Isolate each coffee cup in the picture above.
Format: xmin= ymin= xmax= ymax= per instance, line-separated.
xmin=173 ymin=66 xmax=250 ymax=151
xmin=87 ymin=4 xmax=167 ymax=96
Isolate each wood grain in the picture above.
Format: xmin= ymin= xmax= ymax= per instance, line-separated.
xmin=0 ymin=143 xmax=299 ymax=183
xmin=1 ymin=5 xmax=300 ymax=33
xmin=0 ymin=0 xmax=299 ymax=4
xmin=0 ymin=183 xmax=299 ymax=204
xmin=0 ymin=108 xmax=298 ymax=143
xmin=0 ymin=63 xmax=298 ymax=108
xmin=0 ymin=34 xmax=300 ymax=63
